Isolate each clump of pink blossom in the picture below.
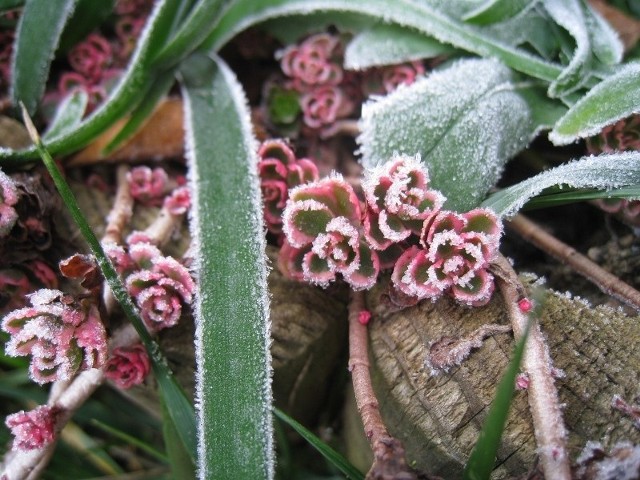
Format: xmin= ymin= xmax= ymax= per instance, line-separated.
xmin=258 ymin=139 xmax=319 ymax=234
xmin=2 ymin=289 xmax=108 ymax=384
xmin=6 ymin=405 xmax=59 ymax=451
xmin=105 ymin=343 xmax=150 ymax=389
xmin=104 ymin=239 xmax=195 ymax=331
xmin=127 ymin=166 xmax=169 ymax=206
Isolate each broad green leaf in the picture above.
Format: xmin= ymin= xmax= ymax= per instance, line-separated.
xmin=181 ymin=53 xmax=273 ymax=479
xmin=463 ymin=317 xmax=530 ymax=479
xmin=584 ymin=0 xmax=623 ymax=66
xmin=23 ymin=109 xmax=197 ymax=464
xmin=10 ymin=0 xmax=77 ymax=114
xmin=481 ymin=152 xmax=640 ymax=217
xmin=151 ymin=0 xmax=230 ymax=69
xmin=358 ymin=58 xmax=536 ymax=212
xmin=262 ymin=11 xmax=376 ymax=44
xmin=203 ymin=0 xmax=563 ymax=82
xmin=43 ymin=90 xmax=88 ymax=141
xmin=1 ymin=0 xmax=181 ymax=164
xmin=274 ymin=408 xmax=365 ymax=480
xmin=549 ymin=62 xmax=640 ymax=145
xmin=463 ymin=0 xmax=532 ymax=25
xmin=344 ymin=24 xmax=454 ymax=70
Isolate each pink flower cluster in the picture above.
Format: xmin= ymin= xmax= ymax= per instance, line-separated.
xmin=258 ymin=139 xmax=319 ymax=234
xmin=127 ymin=166 xmax=169 ymax=205
xmin=5 ymin=405 xmax=58 ymax=451
xmin=279 ymin=33 xmax=355 ymax=129
xmin=2 ymin=289 xmax=108 ymax=384
xmin=279 ymin=154 xmax=502 ymax=306
xmin=0 ymin=168 xmax=18 ymax=237
xmin=105 ymin=343 xmax=150 ymax=389
xmin=105 ymin=237 xmax=195 ymax=331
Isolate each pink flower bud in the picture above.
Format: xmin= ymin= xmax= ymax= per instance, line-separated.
xmin=127 ymin=166 xmax=169 ymax=206
xmin=105 ymin=344 xmax=150 ymax=389
xmin=68 ymin=33 xmax=113 ymax=82
xmin=163 ymin=186 xmax=191 ymax=215
xmin=6 ymin=405 xmax=58 ymax=451
xmin=518 ymin=298 xmax=533 ymax=313
xmin=300 ymin=86 xmax=352 ymax=129
xmin=381 ymin=61 xmax=425 ymax=93
xmin=279 ymin=33 xmax=343 ymax=90
xmin=358 ymin=310 xmax=372 ymax=325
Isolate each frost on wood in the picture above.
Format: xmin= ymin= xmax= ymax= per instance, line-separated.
xmin=358 ymin=57 xmax=535 ymax=212
xmin=344 ymin=23 xmax=452 ymax=70
xmin=481 ymin=152 xmax=640 ymax=218
xmin=181 ymin=53 xmax=273 ymax=479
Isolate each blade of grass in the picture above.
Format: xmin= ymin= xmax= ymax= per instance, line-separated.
xmin=159 ymin=398 xmax=195 ymax=478
xmin=181 ymin=52 xmax=273 ymax=479
xmin=522 ymin=185 xmax=640 ymax=210
xmin=59 ymin=421 xmax=124 ymax=476
xmin=90 ymin=418 xmax=169 ymax=464
xmin=20 ymin=104 xmax=197 ymax=466
xmin=463 ymin=320 xmax=530 ymax=479
xmin=10 ymin=0 xmax=77 ymax=115
xmin=274 ymin=408 xmax=365 ymax=480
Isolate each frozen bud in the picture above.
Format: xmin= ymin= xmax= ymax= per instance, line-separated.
xmin=163 ymin=186 xmax=191 ymax=215
xmin=127 ymin=166 xmax=168 ymax=205
xmin=0 ymin=168 xmax=18 ymax=237
xmin=358 ymin=310 xmax=372 ymax=325
xmin=105 ymin=344 xmax=151 ymax=389
xmin=6 ymin=405 xmax=59 ymax=451
xmin=518 ymin=298 xmax=533 ymax=313
xmin=279 ymin=33 xmax=343 ymax=90
xmin=363 ymin=154 xmax=444 ymax=249
xmin=515 ymin=372 xmax=530 ymax=390
xmin=2 ymin=290 xmax=107 ymax=384
xmin=381 ymin=61 xmax=425 ymax=93
xmin=300 ymin=86 xmax=352 ymax=129
xmin=68 ymin=33 xmax=113 ymax=82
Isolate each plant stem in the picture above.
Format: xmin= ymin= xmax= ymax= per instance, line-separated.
xmin=102 ymin=164 xmax=133 ymax=245
xmin=348 ymin=290 xmax=416 ymax=480
xmin=493 ymin=254 xmax=572 ymax=480
xmin=507 ymin=214 xmax=640 ymax=312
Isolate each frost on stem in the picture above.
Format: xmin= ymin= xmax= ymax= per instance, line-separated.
xmin=5 ymin=405 xmax=59 ymax=451
xmin=2 ymin=289 xmax=107 ymax=384
xmin=392 ymin=208 xmax=502 ymax=306
xmin=104 ymin=239 xmax=195 ymax=330
xmin=258 ymin=139 xmax=318 ymax=234
xmin=0 ymin=168 xmax=19 ymax=238
xmin=105 ymin=343 xmax=150 ymax=389
xmin=280 ymin=175 xmax=379 ymax=289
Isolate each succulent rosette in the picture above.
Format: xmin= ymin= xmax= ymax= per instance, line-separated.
xmin=6 ymin=405 xmax=59 ymax=451
xmin=281 ymin=175 xmax=379 ymax=289
xmin=258 ymin=139 xmax=318 ymax=233
xmin=105 ymin=343 xmax=151 ymax=389
xmin=392 ymin=208 xmax=502 ymax=306
xmin=279 ymin=33 xmax=343 ymax=91
xmin=2 ymin=289 xmax=107 ymax=384
xmin=363 ymin=154 xmax=444 ymax=250
xmin=299 ymin=85 xmax=353 ymax=129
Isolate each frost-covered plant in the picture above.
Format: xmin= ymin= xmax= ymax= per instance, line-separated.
xmin=279 ymin=33 xmax=343 ymax=91
xmin=392 ymin=208 xmax=502 ymax=306
xmin=127 ymin=165 xmax=169 ymax=206
xmin=5 ymin=405 xmax=59 ymax=451
xmin=105 ymin=239 xmax=195 ymax=330
xmin=257 ymin=139 xmax=318 ymax=233
xmin=163 ymin=185 xmax=191 ymax=215
xmin=280 ymin=174 xmax=379 ymax=289
xmin=105 ymin=343 xmax=150 ymax=389
xmin=0 ymin=168 xmax=19 ymax=237
xmin=2 ymin=289 xmax=107 ymax=384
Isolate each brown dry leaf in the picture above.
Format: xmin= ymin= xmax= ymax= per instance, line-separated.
xmin=0 ymin=116 xmax=31 ymax=150
xmin=68 ymin=98 xmax=184 ymax=166
xmin=589 ymin=0 xmax=640 ymax=51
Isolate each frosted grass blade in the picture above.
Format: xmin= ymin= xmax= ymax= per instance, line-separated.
xmin=181 ymin=53 xmax=273 ymax=479
xmin=481 ymin=152 xmax=640 ymax=217
xmin=549 ymin=62 xmax=640 ymax=145
xmin=10 ymin=0 xmax=77 ymax=115
xmin=43 ymin=90 xmax=88 ymax=141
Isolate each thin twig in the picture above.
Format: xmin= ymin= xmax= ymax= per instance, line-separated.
xmin=507 ymin=214 xmax=640 ymax=312
xmin=348 ymin=290 xmax=416 ymax=480
xmin=102 ymin=164 xmax=134 ymax=245
xmin=493 ymin=254 xmax=572 ymax=480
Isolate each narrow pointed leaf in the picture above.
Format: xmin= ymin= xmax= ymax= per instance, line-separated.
xmin=10 ymin=0 xmax=77 ymax=114
xmin=463 ymin=320 xmax=530 ymax=479
xmin=1 ymin=0 xmax=180 ymax=163
xmin=462 ymin=0 xmax=532 ymax=25
xmin=358 ymin=58 xmax=536 ymax=212
xmin=583 ymin=0 xmax=623 ymax=66
xmin=274 ymin=408 xmax=365 ymax=480
xmin=549 ymin=62 xmax=640 ymax=145
xmin=522 ymin=185 xmax=640 ymax=210
xmin=481 ymin=152 xmax=640 ymax=217
xmin=344 ymin=24 xmax=454 ymax=70
xmin=43 ymin=90 xmax=88 ymax=140
xmin=181 ymin=53 xmax=273 ymax=479
xmin=203 ymin=0 xmax=563 ymax=82
xmin=22 ymin=108 xmax=197 ymax=464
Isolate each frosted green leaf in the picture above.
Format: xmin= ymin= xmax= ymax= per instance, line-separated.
xmin=463 ymin=0 xmax=532 ymax=25
xmin=344 ymin=24 xmax=454 ymax=70
xmin=549 ymin=62 xmax=640 ymax=145
xmin=181 ymin=53 xmax=274 ymax=479
xmin=583 ymin=0 xmax=623 ymax=66
xmin=481 ymin=152 xmax=640 ymax=217
xmin=43 ymin=90 xmax=88 ymax=141
xmin=358 ymin=58 xmax=536 ymax=212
